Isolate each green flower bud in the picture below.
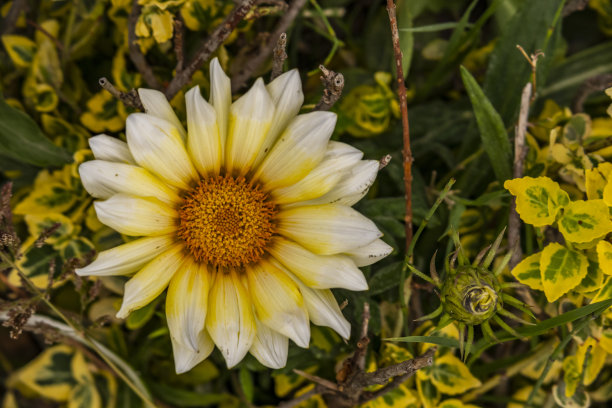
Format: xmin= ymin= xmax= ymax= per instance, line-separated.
xmin=441 ymin=265 xmax=502 ymax=325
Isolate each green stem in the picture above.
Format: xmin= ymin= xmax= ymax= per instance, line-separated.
xmin=0 ymin=252 xmax=155 ymax=407
xmin=307 ymin=0 xmax=342 ymax=75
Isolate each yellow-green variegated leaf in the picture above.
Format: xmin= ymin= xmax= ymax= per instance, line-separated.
xmin=7 ymin=345 xmax=76 ymax=402
xmin=1 ymin=35 xmax=36 ymax=68
xmin=507 ymin=386 xmax=546 ymax=408
xmin=511 ymin=251 xmax=543 ymax=290
xmin=504 ymin=177 xmax=569 ymax=227
xmin=24 ymin=213 xmax=74 ymax=246
xmin=600 ymin=328 xmax=612 ymax=354
xmin=597 ymin=240 xmax=612 ymax=276
xmin=576 ymin=337 xmax=607 ymax=386
xmin=575 ymin=260 xmax=605 ymax=293
xmin=69 ymin=351 xmax=102 ymax=408
xmin=540 ymin=243 xmax=589 ymax=302
xmin=437 ymin=399 xmax=481 ymax=408
xmin=558 ymin=199 xmax=612 ymax=243
xmin=417 ymin=377 xmax=441 ymax=408
xmin=424 ymin=353 xmax=481 ymax=395
xmin=9 ymin=237 xmax=62 ymax=289
xmin=591 ymin=277 xmax=612 ymax=303
xmin=361 ymin=384 xmax=419 ymax=408
xmin=604 ymin=177 xmax=612 ymax=207
xmin=61 ymin=237 xmax=95 ymax=260
xmin=585 ymin=163 xmax=612 ymax=200
xmin=562 ymin=355 xmax=581 ymax=398
xmin=553 ymin=383 xmax=590 ymax=408
xmin=14 ymin=182 xmax=77 ymax=215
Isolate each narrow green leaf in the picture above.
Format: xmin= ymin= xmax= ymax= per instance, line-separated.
xmin=385 ymin=335 xmax=461 ymax=349
xmin=460 ymin=66 xmax=512 ymax=182
xmin=151 ymin=382 xmax=233 ymax=407
xmin=0 ymin=97 xmax=72 ymax=166
xmin=239 ymin=367 xmax=254 ymax=402
xmin=399 ymin=22 xmax=467 ymax=33
xmin=369 ymin=261 xmax=402 ymax=295
xmin=482 ymin=0 xmax=565 ymax=123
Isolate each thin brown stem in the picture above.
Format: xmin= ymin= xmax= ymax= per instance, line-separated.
xmin=173 ymin=18 xmax=185 ymax=73
xmin=165 ymin=0 xmax=255 ymax=99
xmin=128 ymin=0 xmax=162 ymax=90
xmin=26 ymin=20 xmax=64 ymax=52
xmin=386 ymin=0 xmax=413 ymax=252
xmin=232 ymin=0 xmax=308 ymax=92
xmin=98 ymin=77 xmax=143 ymax=110
xmin=293 ymin=369 xmax=340 ymax=391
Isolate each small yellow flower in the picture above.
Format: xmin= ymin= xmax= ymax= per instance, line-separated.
xmin=77 ymin=59 xmax=391 ymax=373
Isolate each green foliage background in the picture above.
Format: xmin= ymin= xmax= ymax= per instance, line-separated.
xmin=1 ymin=0 xmax=612 ymax=407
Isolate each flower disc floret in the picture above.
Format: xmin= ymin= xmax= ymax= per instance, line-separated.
xmin=177 ymin=176 xmax=277 ymax=267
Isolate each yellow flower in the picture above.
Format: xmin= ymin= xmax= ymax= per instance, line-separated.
xmin=77 ymin=59 xmax=391 ymax=373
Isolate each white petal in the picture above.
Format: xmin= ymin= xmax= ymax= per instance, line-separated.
xmin=253 ymin=112 xmax=336 ymax=191
xmin=345 ymin=239 xmax=393 ymax=267
xmin=166 ymin=258 xmax=210 ymax=351
xmin=225 ymin=78 xmax=275 ymax=175
xmin=247 ymin=259 xmax=310 ymax=348
xmin=252 ymin=69 xmax=304 ymax=168
xmin=206 ymin=269 xmax=256 ymax=368
xmin=276 ymin=204 xmax=383 ymax=255
xmin=285 ymin=271 xmax=350 ymax=340
xmin=171 ymin=330 xmax=215 ymax=374
xmin=272 ymin=141 xmax=363 ymax=205
xmin=185 ymin=86 xmax=222 ymax=176
xmin=250 ymin=318 xmax=288 ymax=369
xmin=268 ymin=237 xmax=368 ymax=291
xmin=126 ymin=113 xmax=198 ymax=190
xmin=116 ymin=243 xmax=184 ymax=319
xmin=209 ymin=58 xmax=231 ymax=156
xmin=76 ymin=235 xmax=175 ymax=276
xmin=93 ymin=194 xmax=177 ymax=236
xmin=78 ymin=160 xmax=180 ymax=205
xmin=138 ymin=88 xmax=186 ymax=140
xmin=304 ymin=160 xmax=379 ymax=206
xmin=88 ymin=134 xmax=136 ymax=164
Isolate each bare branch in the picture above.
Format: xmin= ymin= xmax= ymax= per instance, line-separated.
xmin=314 ymin=65 xmax=344 ymax=111
xmin=165 ymin=0 xmax=256 ymax=100
xmin=98 ymin=77 xmax=143 ymax=110
xmin=386 ymin=0 xmax=413 ymax=251
xmin=508 ymin=82 xmax=532 ymax=270
xmin=293 ymin=369 xmax=340 ymax=391
xmin=271 ymin=32 xmax=288 ymax=80
xmin=173 ymin=18 xmax=185 ymax=73
xmin=232 ymin=0 xmax=308 ymax=92
xmin=128 ymin=0 xmax=162 ymax=90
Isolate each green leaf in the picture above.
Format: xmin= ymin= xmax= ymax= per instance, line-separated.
xmin=150 ymin=382 xmax=235 ymax=407
xmin=558 ymin=200 xmax=612 ymax=243
xmin=460 ymin=66 xmax=512 ymax=182
xmin=482 ymin=0 xmax=565 ymax=123
xmin=385 ymin=335 xmax=460 ymax=349
xmin=126 ymin=297 xmax=160 ymax=330
xmin=239 ymin=367 xmax=254 ymax=402
xmin=369 ymin=261 xmax=403 ymax=295
xmin=0 ymin=97 xmax=72 ymax=166
xmin=400 ymin=22 xmax=466 ymax=33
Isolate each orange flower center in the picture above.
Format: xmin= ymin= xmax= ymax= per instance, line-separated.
xmin=177 ymin=176 xmax=277 ymax=267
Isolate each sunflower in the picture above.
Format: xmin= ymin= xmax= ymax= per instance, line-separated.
xmin=77 ymin=58 xmax=392 ymax=373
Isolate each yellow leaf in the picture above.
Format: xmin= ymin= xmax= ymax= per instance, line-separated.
xmin=14 ymin=182 xmax=77 ymax=215
xmin=437 ymin=399 xmax=481 ymax=408
xmin=591 ymin=276 xmax=612 ymax=303
xmin=504 ymin=177 xmax=569 ymax=227
xmin=604 ymin=177 xmax=612 ymax=207
xmin=599 ymin=328 xmax=612 ymax=354
xmin=417 ymin=377 xmax=441 ymax=408
xmin=576 ymin=337 xmax=607 ymax=386
xmin=1 ymin=35 xmax=36 ymax=68
xmin=562 ymin=355 xmax=581 ymax=397
xmin=575 ymin=260 xmax=605 ymax=293
xmin=585 ymin=163 xmax=612 ymax=200
xmin=361 ymin=384 xmax=419 ymax=408
xmin=507 ymin=386 xmax=546 ymax=408
xmin=558 ymin=199 xmax=612 ymax=243
xmin=425 ymin=353 xmax=481 ymax=395
xmin=511 ymin=252 xmax=543 ymax=291
xmin=8 ymin=345 xmax=75 ymax=402
xmin=539 ymin=243 xmax=588 ymax=302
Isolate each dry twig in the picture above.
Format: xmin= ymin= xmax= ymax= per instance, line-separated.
xmin=173 ymin=18 xmax=185 ymax=73
xmin=314 ymin=65 xmax=344 ymax=111
xmin=271 ymin=32 xmax=288 ymax=80
xmin=165 ymin=0 xmax=256 ymax=99
xmin=508 ymin=82 xmax=532 ymax=270
xmin=128 ymin=0 xmax=162 ymax=90
xmin=387 ymin=0 xmax=413 ymax=252
xmin=98 ymin=77 xmax=143 ymax=110
xmin=231 ymin=0 xmax=308 ymax=92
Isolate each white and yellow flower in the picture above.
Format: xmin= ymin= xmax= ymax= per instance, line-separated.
xmin=77 ymin=59 xmax=392 ymax=373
